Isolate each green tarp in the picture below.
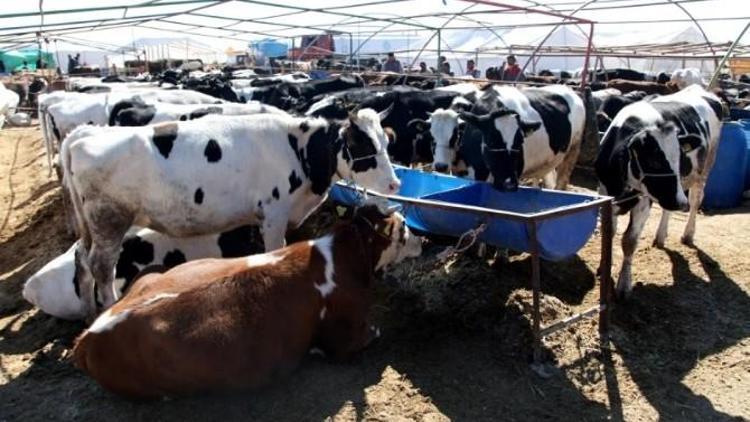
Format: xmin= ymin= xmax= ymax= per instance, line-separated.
xmin=0 ymin=49 xmax=56 ymax=72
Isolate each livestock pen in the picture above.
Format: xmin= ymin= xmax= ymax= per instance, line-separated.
xmin=1 ymin=1 xmax=749 ymax=420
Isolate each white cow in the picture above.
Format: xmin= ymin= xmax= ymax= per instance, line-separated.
xmin=109 ymin=99 xmax=286 ymax=126
xmin=40 ymin=89 xmax=225 ymax=175
xmin=24 ymin=225 xmax=261 ymax=320
xmin=61 ymin=108 xmax=401 ymax=317
xmin=670 ymin=68 xmax=705 ymax=90
xmin=0 ymin=82 xmax=20 ymax=130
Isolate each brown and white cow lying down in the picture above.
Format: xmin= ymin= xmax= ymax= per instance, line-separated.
xmin=73 ymin=206 xmax=422 ymax=399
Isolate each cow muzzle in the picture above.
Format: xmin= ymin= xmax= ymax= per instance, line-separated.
xmin=494 ymin=177 xmax=519 ymax=192
xmin=433 ymin=162 xmax=449 ymax=173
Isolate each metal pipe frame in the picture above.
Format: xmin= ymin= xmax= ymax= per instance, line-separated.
xmin=334 ymin=181 xmax=614 ymax=365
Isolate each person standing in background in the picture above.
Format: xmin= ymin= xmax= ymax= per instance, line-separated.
xmin=465 ymin=59 xmax=480 ymax=78
xmin=383 ymin=52 xmax=402 ymax=73
xmin=502 ymin=55 xmax=524 ymax=81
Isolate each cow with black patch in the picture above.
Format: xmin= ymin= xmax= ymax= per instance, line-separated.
xmin=596 ymin=90 xmax=651 ymax=132
xmin=595 ymin=85 xmax=722 ymax=298
xmin=234 ymin=75 xmax=364 ymax=111
xmin=61 ymin=108 xmax=400 ymax=317
xmin=40 ymin=90 xmax=227 ymax=176
xmin=23 ymin=225 xmax=264 ymax=320
xmin=429 ymin=84 xmax=585 ymax=191
xmin=109 ymin=99 xmax=286 ymax=127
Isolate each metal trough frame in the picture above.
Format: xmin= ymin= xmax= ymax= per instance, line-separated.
xmin=337 ymin=184 xmax=615 ymax=364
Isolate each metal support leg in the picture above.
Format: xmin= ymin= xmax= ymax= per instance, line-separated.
xmin=599 ymin=200 xmax=614 ymax=342
xmin=527 ymin=221 xmax=542 ymax=364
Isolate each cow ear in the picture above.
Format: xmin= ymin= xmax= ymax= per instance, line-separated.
xmin=378 ymin=102 xmax=394 ymax=121
xmin=678 ymin=133 xmax=703 ymax=153
xmin=519 ymin=119 xmax=542 ymax=136
xmin=407 ymin=118 xmax=430 ymax=132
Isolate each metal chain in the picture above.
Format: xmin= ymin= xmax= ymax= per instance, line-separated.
xmin=435 ymin=223 xmax=488 ymax=262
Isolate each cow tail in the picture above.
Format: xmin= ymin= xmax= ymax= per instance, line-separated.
xmin=38 ymin=101 xmax=54 ymax=177
xmin=582 ymin=86 xmax=599 ymax=147
xmin=60 ymin=132 xmax=91 ymax=246
xmin=579 ymin=86 xmax=600 ymax=166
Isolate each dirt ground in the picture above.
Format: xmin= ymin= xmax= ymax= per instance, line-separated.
xmin=0 ymin=125 xmax=748 ymax=421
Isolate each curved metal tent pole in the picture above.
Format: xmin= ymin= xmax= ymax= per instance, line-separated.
xmin=664 ymin=0 xmax=718 ymax=67
xmin=406 ymin=3 xmax=478 ymax=71
xmin=514 ymin=0 xmax=599 ymax=86
xmin=457 ymin=0 xmax=594 ymax=88
xmin=708 ymin=21 xmax=750 ymax=89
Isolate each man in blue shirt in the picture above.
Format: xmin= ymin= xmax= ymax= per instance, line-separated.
xmin=383 ymin=52 xmax=402 ymax=73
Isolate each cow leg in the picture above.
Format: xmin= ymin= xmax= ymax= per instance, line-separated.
xmin=83 ymin=205 xmax=133 ymax=314
xmin=260 ymin=217 xmax=287 ymax=252
xmin=61 ymin=188 xmax=78 ymax=236
xmin=74 ymin=242 xmax=98 ymax=320
xmin=653 ymin=210 xmax=670 ymax=248
xmin=554 ymin=142 xmax=581 ymax=190
xmin=616 ymin=197 xmax=651 ymax=299
xmin=681 ymin=184 xmax=704 ymax=245
xmin=542 ymin=171 xmax=556 ymax=189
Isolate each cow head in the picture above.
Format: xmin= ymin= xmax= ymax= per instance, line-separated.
xmin=408 ymin=108 xmax=466 ymax=174
xmin=313 ymin=205 xmax=421 ymax=359
xmin=459 ymin=107 xmax=542 ymax=191
xmin=627 ymin=121 xmax=690 ymax=211
xmin=355 ymin=205 xmax=423 ymax=271
xmin=338 ymin=106 xmax=401 ymax=194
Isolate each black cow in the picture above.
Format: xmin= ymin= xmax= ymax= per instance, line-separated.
xmin=596 ymin=90 xmax=651 ymax=132
xmin=235 ymin=75 xmax=364 ymax=111
xmin=593 ymin=68 xmax=646 ymax=82
xmin=595 ymin=85 xmax=723 ymax=298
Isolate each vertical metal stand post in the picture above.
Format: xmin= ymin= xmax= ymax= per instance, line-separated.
xmin=528 ymin=221 xmax=543 ymax=364
xmin=436 ymin=29 xmax=442 ymax=86
xmin=599 ymin=200 xmax=614 ymax=341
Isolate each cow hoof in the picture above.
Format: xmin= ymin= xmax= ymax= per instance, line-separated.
xmin=680 ymin=236 xmax=694 ymax=247
xmin=652 ymin=238 xmax=665 ymax=249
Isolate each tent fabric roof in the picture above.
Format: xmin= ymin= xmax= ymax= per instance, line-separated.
xmin=0 ymin=0 xmax=747 ymax=60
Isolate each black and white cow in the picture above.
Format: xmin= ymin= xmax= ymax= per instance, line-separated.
xmin=305 ymin=83 xmax=476 ymax=165
xmin=109 ymin=98 xmax=285 ymax=126
xmin=61 ymin=108 xmax=400 ymax=317
xmin=596 ymin=90 xmax=651 ymax=132
xmin=234 ymin=75 xmax=364 ymax=110
xmin=595 ymin=85 xmax=722 ymax=298
xmin=41 ymin=90 xmax=225 ymax=174
xmin=23 ymin=225 xmax=263 ymax=320
xmin=424 ymin=84 xmax=586 ymax=191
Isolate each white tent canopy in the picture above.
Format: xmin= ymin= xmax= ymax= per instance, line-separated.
xmin=1 ymin=0 xmax=748 ymax=74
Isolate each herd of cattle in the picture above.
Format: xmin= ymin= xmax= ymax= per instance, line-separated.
xmin=10 ymin=66 xmax=735 ymax=398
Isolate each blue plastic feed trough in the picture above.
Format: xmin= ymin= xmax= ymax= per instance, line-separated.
xmin=329 ymin=166 xmax=473 ymax=207
xmin=415 ymin=184 xmax=599 ymax=261
xmin=331 ymin=167 xmax=605 ymax=262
